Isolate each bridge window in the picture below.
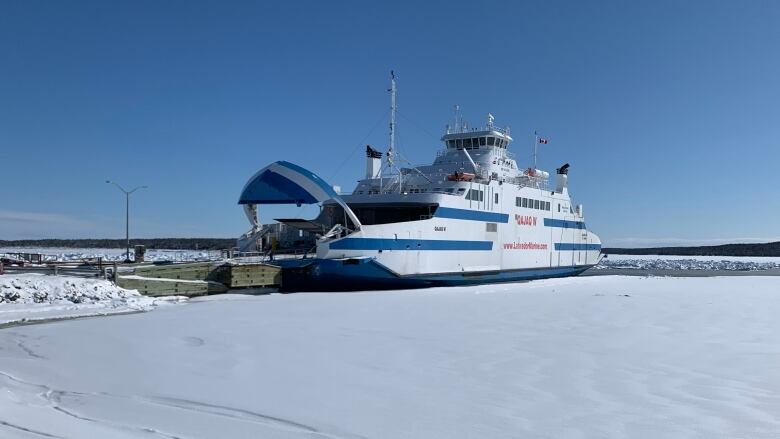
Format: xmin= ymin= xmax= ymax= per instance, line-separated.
xmin=466 ymin=189 xmax=484 ymax=201
xmin=456 ymin=139 xmax=462 ymax=148
xmin=479 ymin=137 xmax=486 ymax=146
xmin=487 ymin=137 xmax=495 ymax=146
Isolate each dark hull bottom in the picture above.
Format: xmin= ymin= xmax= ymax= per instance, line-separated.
xmin=276 ymin=258 xmax=594 ymax=292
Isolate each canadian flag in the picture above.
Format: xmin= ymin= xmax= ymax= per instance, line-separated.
xmin=538 ymin=138 xmax=549 ymax=144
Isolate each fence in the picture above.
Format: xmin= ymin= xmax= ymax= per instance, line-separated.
xmin=0 ymin=259 xmax=117 ymax=280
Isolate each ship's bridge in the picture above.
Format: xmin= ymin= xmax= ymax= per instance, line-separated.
xmin=441 ymin=115 xmax=512 ymax=151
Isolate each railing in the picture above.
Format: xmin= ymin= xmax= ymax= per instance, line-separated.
xmin=0 ymin=260 xmax=115 ymax=280
xmin=445 ymin=124 xmax=511 ymax=136
xmin=228 ymin=246 xmax=317 ymax=263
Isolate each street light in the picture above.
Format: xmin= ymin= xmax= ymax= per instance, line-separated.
xmin=106 ymin=181 xmax=147 ymax=263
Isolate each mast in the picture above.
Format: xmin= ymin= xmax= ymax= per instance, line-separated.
xmin=387 ymin=71 xmax=400 ymax=193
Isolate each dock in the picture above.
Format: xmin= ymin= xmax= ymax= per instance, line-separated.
xmin=115 ymin=260 xmax=282 ymax=297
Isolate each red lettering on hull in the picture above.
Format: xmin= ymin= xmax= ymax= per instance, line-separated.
xmin=503 ymin=242 xmax=548 ymax=250
xmin=514 ymin=215 xmax=538 ymax=226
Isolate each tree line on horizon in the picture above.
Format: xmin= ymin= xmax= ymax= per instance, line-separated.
xmin=604 ymin=241 xmax=780 ymax=257
xmin=0 ymin=238 xmax=236 ymax=250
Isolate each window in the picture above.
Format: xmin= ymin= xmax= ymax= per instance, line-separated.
xmin=546 ymin=201 xmax=551 ymax=211
xmin=472 ymin=138 xmax=479 ymax=148
xmin=446 ymin=188 xmax=455 ymax=193
xmin=534 ymin=200 xmax=540 ymax=209
xmin=463 ymin=138 xmax=471 ymax=148
xmin=515 ymin=197 xmax=521 ymax=207
xmin=487 ymin=137 xmax=495 ymax=146
xmin=486 ymin=223 xmax=498 ymax=232
xmin=479 ymin=137 xmax=486 ymax=146
xmin=349 ymin=203 xmax=439 ymax=225
xmin=494 ymin=193 xmax=499 ymax=204
xmin=522 ymin=198 xmax=528 ymax=208
xmin=456 ymin=139 xmax=462 ymax=148
xmin=466 ymin=189 xmax=484 ymax=201
xmin=558 ymin=203 xmax=561 ymax=212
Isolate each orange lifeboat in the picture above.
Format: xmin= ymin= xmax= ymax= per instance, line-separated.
xmin=447 ymin=171 xmax=476 ymax=182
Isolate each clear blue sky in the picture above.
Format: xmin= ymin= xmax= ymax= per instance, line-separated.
xmin=2 ymin=0 xmax=779 ymax=246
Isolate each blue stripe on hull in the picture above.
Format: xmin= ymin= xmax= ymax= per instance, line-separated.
xmin=544 ymin=218 xmax=586 ymax=229
xmin=277 ymin=258 xmax=592 ymax=292
xmin=434 ymin=207 xmax=509 ymax=223
xmin=329 ymin=238 xmax=493 ymax=251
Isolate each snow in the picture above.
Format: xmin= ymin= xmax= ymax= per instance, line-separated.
xmin=0 ymin=274 xmax=184 ymax=326
xmin=0 ymin=247 xmax=223 ymax=263
xmin=598 ymin=254 xmax=780 ymax=271
xmin=2 ymin=276 xmax=780 ymax=438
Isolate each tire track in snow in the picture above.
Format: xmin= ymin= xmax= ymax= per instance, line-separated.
xmin=139 ymin=396 xmax=368 ymax=439
xmin=0 ymin=419 xmax=65 ymax=438
xmin=0 ymin=370 xmax=184 ymax=439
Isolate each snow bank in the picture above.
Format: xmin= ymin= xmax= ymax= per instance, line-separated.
xmin=0 ymin=274 xmax=184 ymax=325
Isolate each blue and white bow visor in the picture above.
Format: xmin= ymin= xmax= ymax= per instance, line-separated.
xmin=238 ymin=161 xmax=362 ymax=229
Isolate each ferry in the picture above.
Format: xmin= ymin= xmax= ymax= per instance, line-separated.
xmin=238 ymin=74 xmax=602 ymax=291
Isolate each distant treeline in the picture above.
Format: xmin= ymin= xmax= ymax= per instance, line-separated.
xmin=0 ymin=238 xmax=236 ymax=250
xmin=604 ymin=241 xmax=780 ymax=257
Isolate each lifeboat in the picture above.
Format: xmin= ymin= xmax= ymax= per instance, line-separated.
xmin=447 ymin=171 xmax=475 ymax=182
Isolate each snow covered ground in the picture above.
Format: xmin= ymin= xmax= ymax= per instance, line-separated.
xmin=0 ymin=247 xmax=223 ymax=263
xmin=598 ymin=254 xmax=780 ymax=271
xmin=2 ymin=275 xmax=780 ymax=438
xmin=0 ymin=274 xmax=184 ymax=326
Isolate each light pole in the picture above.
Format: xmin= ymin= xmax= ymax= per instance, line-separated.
xmin=106 ymin=181 xmax=147 ymax=263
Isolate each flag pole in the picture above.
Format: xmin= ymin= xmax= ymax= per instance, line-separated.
xmin=533 ymin=130 xmax=538 ymax=170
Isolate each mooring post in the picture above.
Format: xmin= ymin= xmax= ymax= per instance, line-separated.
xmin=0 ymin=261 xmax=4 ymax=275
xmin=113 ymin=261 xmax=118 ymax=283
